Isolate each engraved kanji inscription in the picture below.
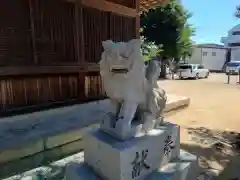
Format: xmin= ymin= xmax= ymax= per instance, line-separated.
xmin=131 ymin=149 xmax=150 ymax=179
xmin=164 ymin=135 xmax=175 ymax=156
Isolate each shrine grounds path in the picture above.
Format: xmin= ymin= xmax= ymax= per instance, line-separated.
xmin=159 ymin=73 xmax=240 ymax=179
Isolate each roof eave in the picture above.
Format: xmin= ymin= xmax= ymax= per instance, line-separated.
xmin=140 ymin=0 xmax=168 ymax=12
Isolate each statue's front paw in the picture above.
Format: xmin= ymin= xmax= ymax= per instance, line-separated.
xmin=142 ymin=117 xmax=156 ymax=133
xmin=116 ymin=119 xmax=131 ymax=135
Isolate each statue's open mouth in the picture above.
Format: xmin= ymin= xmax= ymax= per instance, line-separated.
xmin=111 ymin=68 xmax=129 ymax=73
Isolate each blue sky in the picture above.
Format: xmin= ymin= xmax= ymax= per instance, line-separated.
xmin=182 ymin=0 xmax=240 ymax=44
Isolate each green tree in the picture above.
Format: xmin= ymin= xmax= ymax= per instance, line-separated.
xmin=178 ymin=24 xmax=195 ymax=62
xmin=236 ymin=5 xmax=240 ymax=18
xmin=141 ymin=0 xmax=195 ymax=77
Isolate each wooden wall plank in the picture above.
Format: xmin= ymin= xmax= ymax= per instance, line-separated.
xmin=76 ymin=0 xmax=85 ymax=64
xmin=32 ymin=0 xmax=77 ymax=65
xmin=0 ymin=71 xmax=105 ymax=115
xmin=82 ymin=6 xmax=136 ymax=63
xmin=28 ymin=0 xmax=38 ymax=64
xmin=75 ymin=2 xmax=81 ymax=64
xmin=83 ymin=7 xmax=109 ymax=63
xmin=0 ymin=0 xmax=33 ymax=66
xmin=24 ymin=77 xmax=39 ymax=105
xmin=49 ymin=76 xmax=61 ymax=102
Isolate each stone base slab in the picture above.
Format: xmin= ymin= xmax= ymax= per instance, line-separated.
xmin=65 ymin=149 xmax=199 ymax=180
xmin=151 ymin=149 xmax=199 ymax=180
xmin=4 ymin=149 xmax=199 ymax=180
xmin=148 ymin=162 xmax=194 ymax=180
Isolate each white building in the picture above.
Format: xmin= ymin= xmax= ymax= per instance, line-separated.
xmin=186 ymin=44 xmax=228 ymax=72
xmin=221 ymin=24 xmax=240 ymax=61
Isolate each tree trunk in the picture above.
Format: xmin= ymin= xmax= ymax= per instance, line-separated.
xmin=160 ymin=63 xmax=166 ymax=78
xmin=160 ymin=57 xmax=167 ymax=78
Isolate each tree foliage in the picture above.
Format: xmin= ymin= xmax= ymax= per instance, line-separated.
xmin=236 ymin=5 xmax=240 ymax=18
xmin=179 ymin=24 xmax=195 ymax=59
xmin=140 ymin=0 xmax=195 ymax=59
xmin=141 ymin=37 xmax=162 ymax=61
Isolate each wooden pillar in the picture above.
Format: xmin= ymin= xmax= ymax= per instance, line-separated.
xmin=136 ymin=0 xmax=140 ymax=38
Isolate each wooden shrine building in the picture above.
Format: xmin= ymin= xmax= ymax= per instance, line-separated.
xmin=0 ymin=0 xmax=165 ymax=116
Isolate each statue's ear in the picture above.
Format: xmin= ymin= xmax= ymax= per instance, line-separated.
xmin=102 ymin=40 xmax=114 ymax=50
xmin=128 ymin=39 xmax=141 ymax=48
xmin=125 ymin=39 xmax=141 ymax=56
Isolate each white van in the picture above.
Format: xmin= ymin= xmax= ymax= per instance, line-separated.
xmin=177 ymin=64 xmax=210 ymax=79
xmin=225 ymin=61 xmax=240 ymax=75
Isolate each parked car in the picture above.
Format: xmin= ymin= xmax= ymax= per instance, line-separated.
xmin=177 ymin=64 xmax=210 ymax=79
xmin=225 ymin=61 xmax=240 ymax=75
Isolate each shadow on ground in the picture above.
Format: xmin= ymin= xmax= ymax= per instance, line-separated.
xmin=3 ymin=164 xmax=66 ymax=180
xmin=181 ymin=127 xmax=240 ymax=180
xmin=30 ymin=165 xmax=65 ymax=180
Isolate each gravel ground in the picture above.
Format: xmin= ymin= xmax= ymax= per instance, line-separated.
xmin=159 ymin=73 xmax=240 ymax=179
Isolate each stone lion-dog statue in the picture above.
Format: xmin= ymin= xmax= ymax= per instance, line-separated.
xmin=99 ymin=39 xmax=167 ymax=140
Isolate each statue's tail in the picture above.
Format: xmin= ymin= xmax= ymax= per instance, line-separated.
xmin=145 ymin=59 xmax=160 ymax=86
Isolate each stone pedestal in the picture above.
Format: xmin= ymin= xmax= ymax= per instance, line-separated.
xmin=65 ymin=122 xmax=200 ymax=180
xmin=84 ymin=126 xmax=179 ymax=180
